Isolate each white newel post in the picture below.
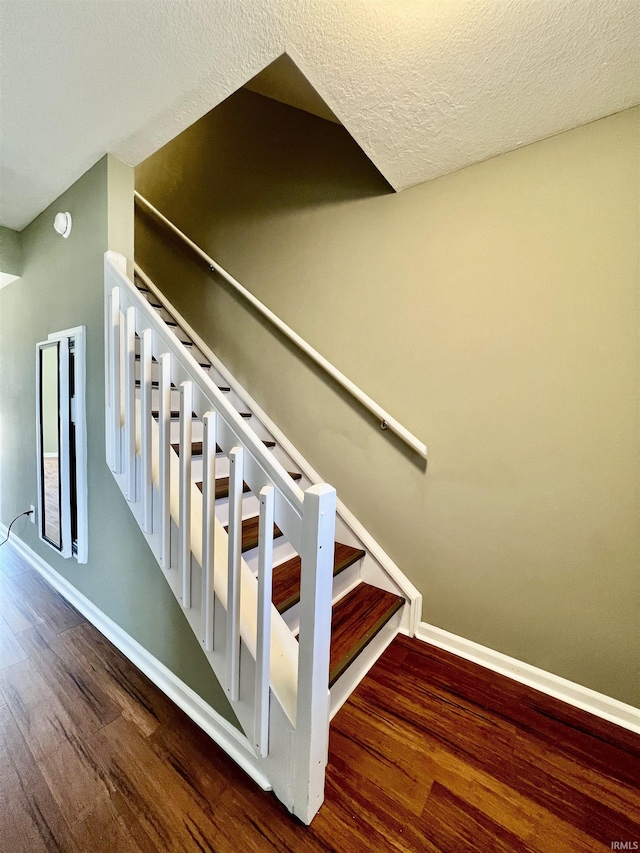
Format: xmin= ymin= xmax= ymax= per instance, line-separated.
xmin=293 ymin=483 xmax=336 ymax=824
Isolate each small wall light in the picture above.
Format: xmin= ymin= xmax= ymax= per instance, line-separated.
xmin=53 ymin=212 xmax=72 ymax=238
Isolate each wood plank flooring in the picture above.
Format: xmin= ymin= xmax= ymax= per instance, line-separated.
xmin=1 ymin=541 xmax=638 ymax=852
xmin=328 ymin=583 xmax=404 ymax=686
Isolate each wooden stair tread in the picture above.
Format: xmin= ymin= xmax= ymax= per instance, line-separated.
xmin=198 ymin=478 xmax=251 ymax=499
xmin=136 ymin=379 xmax=226 ymax=391
xmin=172 ymin=440 xmax=276 ymax=455
xmin=152 ymin=410 xmax=249 ymax=420
xmin=136 ymin=353 xmax=212 ymax=369
xmin=196 ymin=472 xmax=301 ymax=500
xmin=272 ymin=543 xmax=365 ymax=614
xmin=224 ymin=516 xmax=283 ymax=553
xmin=328 ymin=584 xmax=404 ymax=687
xmin=152 ymin=410 xmax=197 ymax=419
xmin=136 ymin=380 xmax=175 ymax=389
xmin=135 ymin=353 xmax=211 ymax=368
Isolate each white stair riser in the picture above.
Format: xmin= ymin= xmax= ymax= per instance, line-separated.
xmin=282 ymin=558 xmax=363 ymax=635
xmin=135 ymin=335 xmax=211 ymax=367
xmin=163 ymin=413 xmax=274 ymax=446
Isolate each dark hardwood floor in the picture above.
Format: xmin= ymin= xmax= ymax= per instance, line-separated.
xmin=1 ymin=541 xmax=638 ymax=852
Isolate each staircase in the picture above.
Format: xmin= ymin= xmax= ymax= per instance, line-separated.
xmin=104 ymin=250 xmax=420 ymax=823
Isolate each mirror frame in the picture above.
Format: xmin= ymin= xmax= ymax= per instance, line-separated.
xmin=36 ymin=326 xmax=88 ymax=563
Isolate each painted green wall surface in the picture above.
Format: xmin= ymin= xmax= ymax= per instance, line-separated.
xmin=0 ymin=156 xmax=238 ymax=728
xmin=136 ymin=91 xmax=640 ymax=707
xmin=0 ymin=225 xmax=23 ymax=277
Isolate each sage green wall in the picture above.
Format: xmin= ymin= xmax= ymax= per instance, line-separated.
xmin=0 ymin=156 xmax=238 ymax=727
xmin=135 ymin=91 xmax=639 ymax=707
xmin=0 ymin=225 xmax=23 ymax=277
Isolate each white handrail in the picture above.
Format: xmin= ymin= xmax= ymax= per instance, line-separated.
xmin=134 ymin=191 xmax=427 ymax=460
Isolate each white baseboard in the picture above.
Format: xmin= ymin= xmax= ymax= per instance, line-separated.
xmin=416 ymin=622 xmax=640 ymax=736
xmin=1 ymin=527 xmax=271 ymax=790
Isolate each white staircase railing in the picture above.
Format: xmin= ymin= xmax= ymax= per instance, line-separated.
xmin=104 ymin=251 xmax=336 ymax=823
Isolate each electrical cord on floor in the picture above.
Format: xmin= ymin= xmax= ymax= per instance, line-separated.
xmin=0 ymin=510 xmax=34 ymax=547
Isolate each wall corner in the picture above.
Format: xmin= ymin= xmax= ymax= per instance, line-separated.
xmin=107 ymin=154 xmax=134 ymax=278
xmin=0 ymin=225 xmax=23 ymax=289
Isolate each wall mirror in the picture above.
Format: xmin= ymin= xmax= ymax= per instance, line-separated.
xmin=36 ymin=326 xmax=87 ymax=562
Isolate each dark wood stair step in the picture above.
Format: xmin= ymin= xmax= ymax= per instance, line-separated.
xmin=136 ymin=380 xmax=175 ymax=389
xmin=273 ymin=543 xmax=365 ymax=614
xmin=172 ymin=439 xmax=276 ymax=456
xmin=136 ymin=379 xmax=227 ymax=392
xmin=149 ymin=307 xmax=177 ymax=326
xmin=195 ymin=472 xmax=301 ymax=500
xmin=224 ymin=516 xmax=283 ymax=553
xmin=152 ymin=410 xmax=198 ymax=419
xmin=328 ymin=584 xmax=404 ymax=687
xmin=136 ymin=353 xmax=212 ymax=370
xmin=153 ymin=410 xmax=251 ymax=420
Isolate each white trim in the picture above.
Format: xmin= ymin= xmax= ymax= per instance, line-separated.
xmin=416 ymin=622 xmax=640 ymax=736
xmin=48 ymin=326 xmax=88 ymax=564
xmin=0 ymin=526 xmax=271 ymax=791
xmin=37 ymin=325 xmax=88 ymax=563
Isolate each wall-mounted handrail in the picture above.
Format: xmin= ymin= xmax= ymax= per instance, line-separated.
xmin=134 ymin=191 xmax=427 ymax=460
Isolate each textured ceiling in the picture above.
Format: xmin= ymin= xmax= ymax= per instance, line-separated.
xmin=0 ymin=0 xmax=638 ymax=231
xmin=245 ymin=55 xmax=341 ymax=125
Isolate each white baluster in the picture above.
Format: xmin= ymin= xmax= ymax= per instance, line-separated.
xmin=226 ymin=446 xmax=244 ymax=702
xmin=159 ymin=353 xmax=172 ymax=569
xmin=202 ymin=411 xmax=217 ymax=651
xmin=255 ymin=485 xmax=274 ymax=757
xmin=179 ymin=380 xmax=193 ymax=608
xmin=140 ymin=329 xmax=153 ymax=533
xmin=125 ymin=306 xmax=136 ymax=501
xmin=293 ymin=483 xmax=336 ymax=823
xmin=109 ymin=286 xmax=122 ymax=473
